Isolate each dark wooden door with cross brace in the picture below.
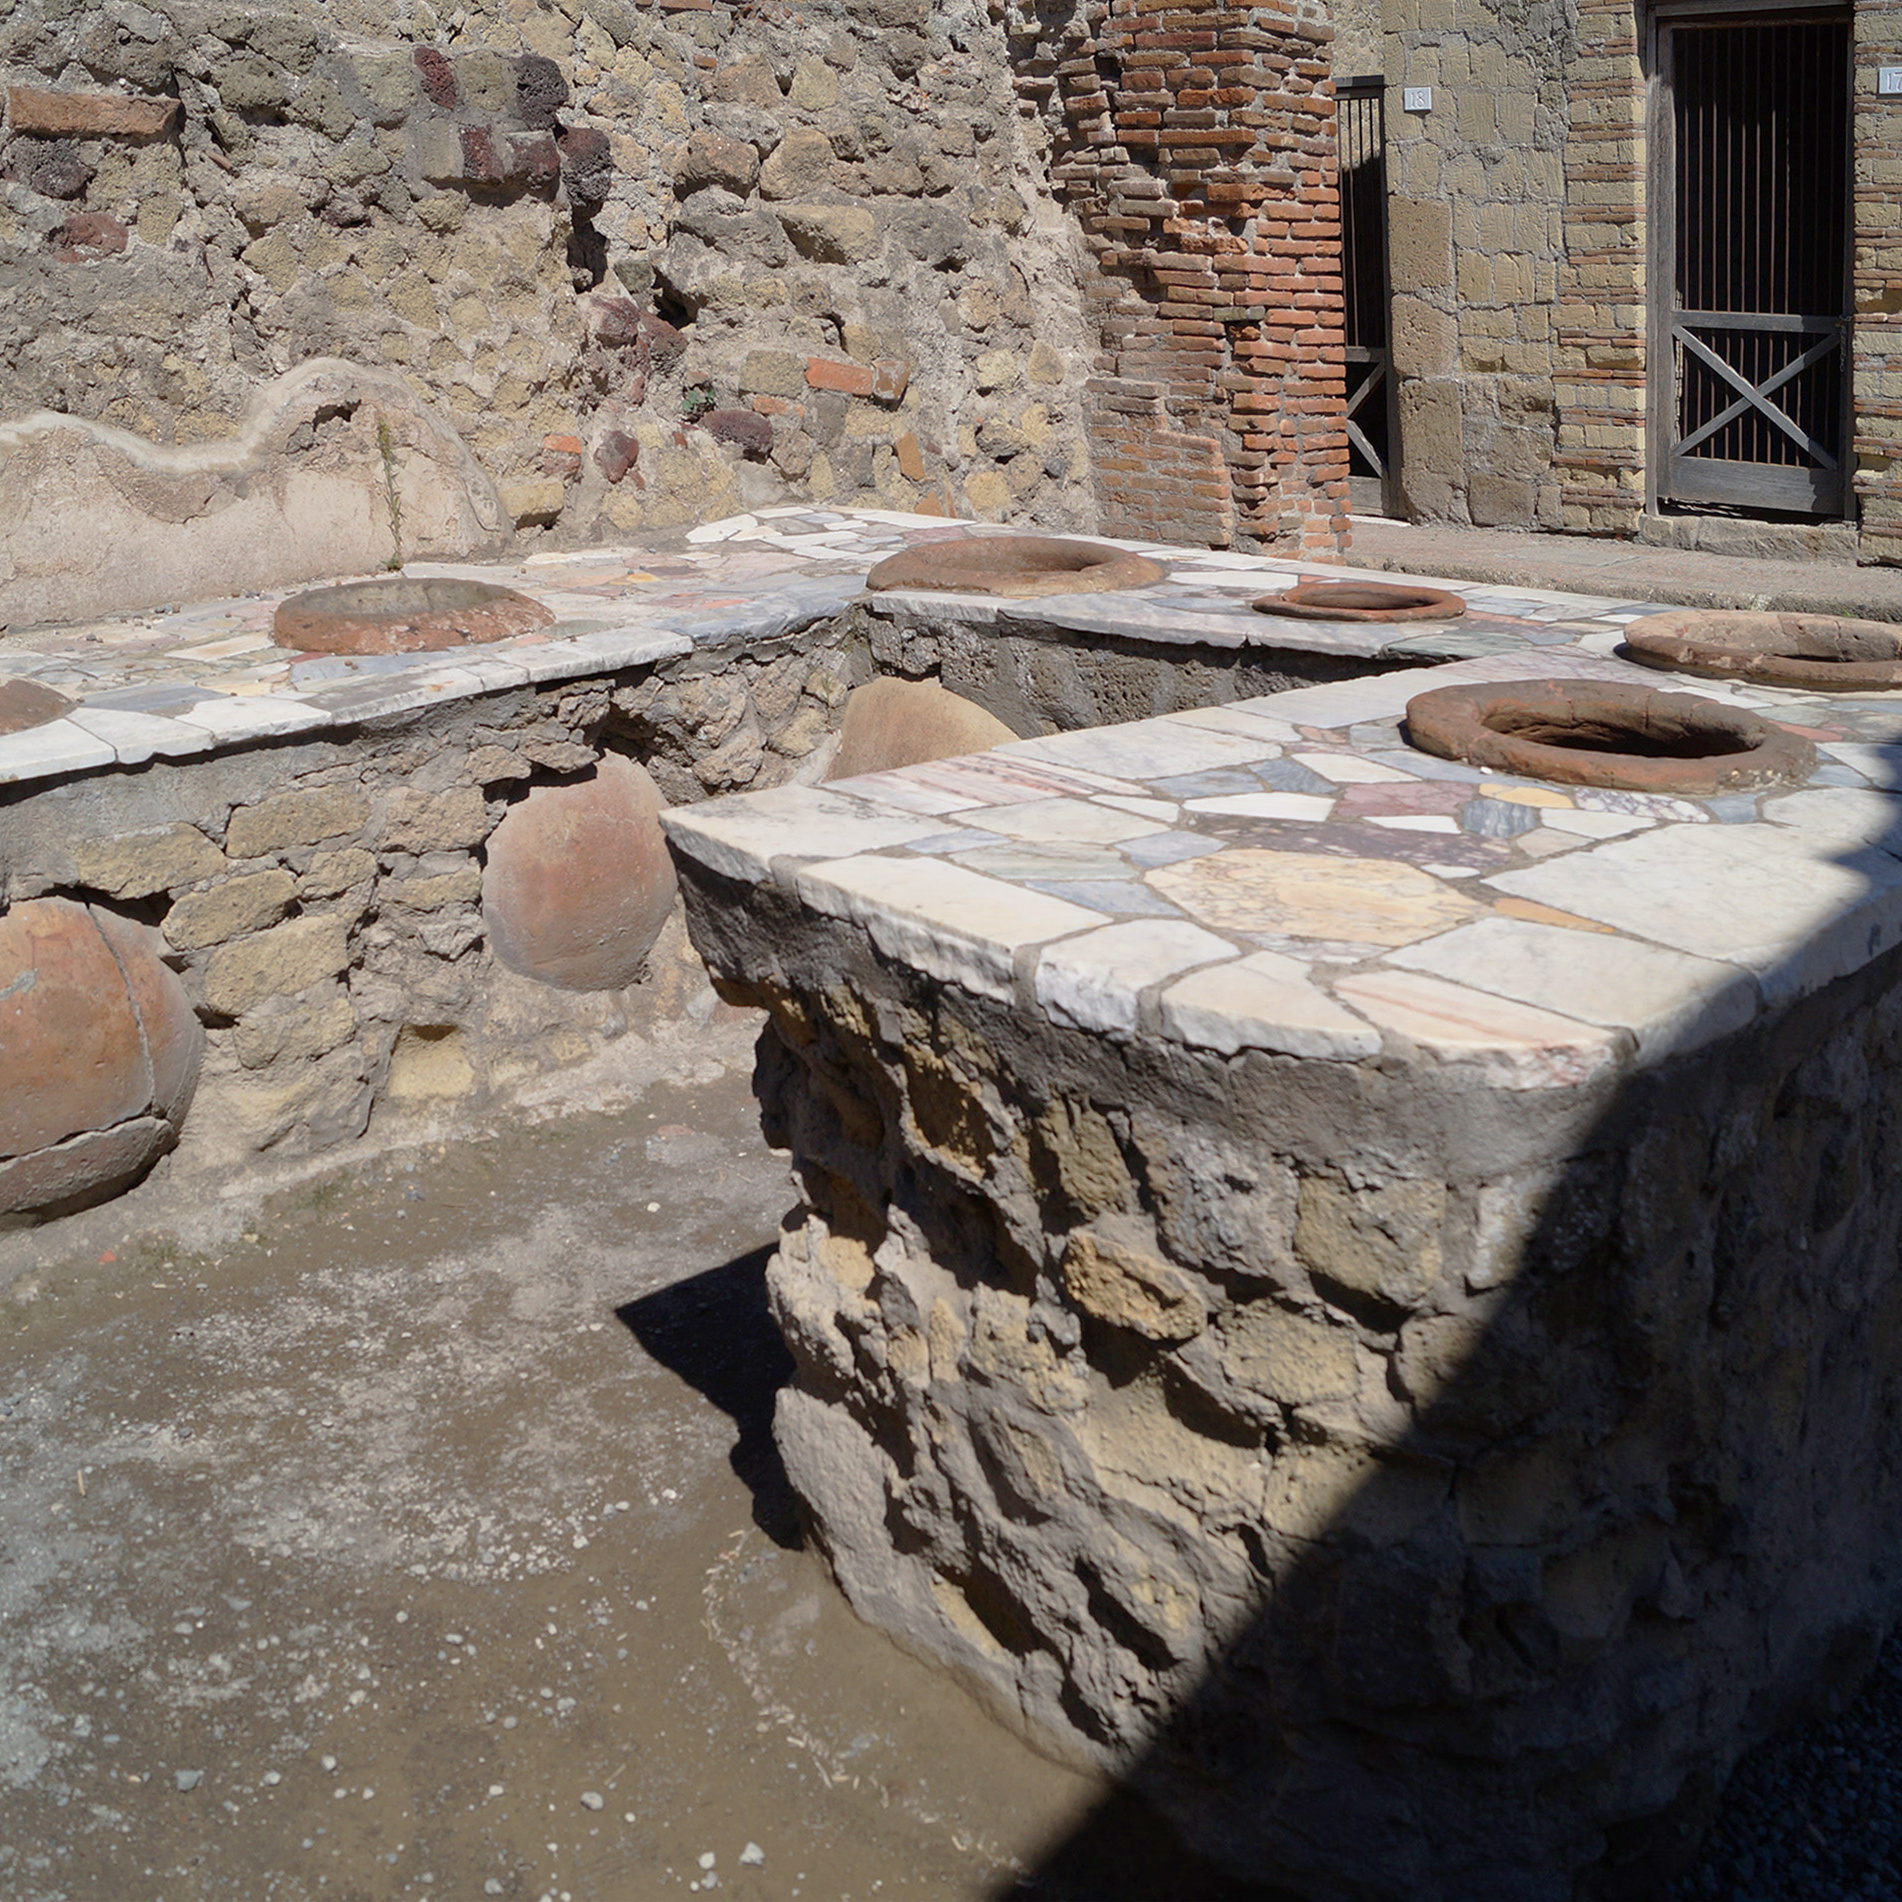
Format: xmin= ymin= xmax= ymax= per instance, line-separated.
xmin=1655 ymin=9 xmax=1852 ymax=517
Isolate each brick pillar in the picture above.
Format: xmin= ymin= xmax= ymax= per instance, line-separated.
xmin=1031 ymin=0 xmax=1349 ymax=554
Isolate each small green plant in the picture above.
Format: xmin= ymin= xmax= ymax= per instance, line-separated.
xmin=377 ymin=417 xmax=404 ymax=570
xmin=680 ymin=383 xmax=716 ymax=420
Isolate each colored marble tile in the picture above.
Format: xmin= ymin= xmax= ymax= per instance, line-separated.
xmin=1460 ymin=798 xmax=1542 ymax=839
xmin=0 ymin=718 xmax=118 ymax=783
xmin=1391 ymin=916 xmax=1759 ymax=1059
xmin=662 ymin=786 xmax=948 ymax=883
xmin=1024 ymin=880 xmax=1184 ymax=917
xmin=1122 ymin=830 xmax=1226 ymax=869
xmin=1483 ymin=784 xmax=1574 ymax=809
xmin=173 ymin=695 xmax=327 ymax=741
xmin=1488 ymin=822 xmax=1902 ymax=1007
xmin=885 ymin=752 xmax=1143 ymax=809
xmin=1365 ymin=749 xmax=1485 ymax=784
xmin=1096 ymin=793 xmax=1181 ymax=822
xmin=1540 ymin=807 xmax=1656 ymax=839
xmin=1035 ymin=919 xmax=1237 ymax=1034
xmin=1252 ymin=758 xmax=1337 ymax=795
xmin=1147 ymin=847 xmax=1485 ymax=947
xmin=1336 ymin=780 xmax=1472 ymax=820
xmin=793 ymin=854 xmax=1103 ymax=1001
xmin=1366 ymin=815 xmax=1461 ymax=834
xmin=954 ymin=841 xmax=1133 ymax=882
xmin=1186 ymin=793 xmax=1335 ymax=823
xmin=1002 ymin=718 xmax=1279 ymax=781
xmin=1569 ymin=786 xmax=1712 ymax=824
xmin=900 ymin=828 xmax=1009 ymax=853
xmin=1759 ymin=787 xmax=1902 ymax=852
xmin=1159 ymin=950 xmax=1380 ymax=1060
xmin=66 ymin=707 xmax=211 ymax=765
xmin=972 ymin=798 xmax=1172 ymax=845
xmin=1329 ymin=967 xmax=1620 ymax=1090
xmin=1153 ymin=768 xmax=1265 ymax=799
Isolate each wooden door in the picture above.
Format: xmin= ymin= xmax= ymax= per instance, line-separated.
xmin=1656 ymin=12 xmax=1852 ymax=517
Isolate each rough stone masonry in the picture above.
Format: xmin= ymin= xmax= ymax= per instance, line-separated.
xmin=0 ymin=0 xmax=1348 ymax=627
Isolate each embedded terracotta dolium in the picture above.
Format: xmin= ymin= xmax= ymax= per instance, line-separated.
xmin=864 ymin=535 xmax=1166 ymax=599
xmin=1623 ymin=608 xmax=1902 ymax=693
xmin=273 ymin=577 xmax=555 ymax=656
xmin=1403 ymin=678 xmax=1816 ymax=795
xmin=1253 ymin=579 xmax=1467 ymax=622
xmin=0 ymin=677 xmax=75 ymax=735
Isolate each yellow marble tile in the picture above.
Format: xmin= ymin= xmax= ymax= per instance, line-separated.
xmin=1482 ymin=785 xmax=1575 ymax=809
xmin=1492 ymin=896 xmax=1620 ymax=935
xmin=1146 ymin=848 xmax=1484 ymax=948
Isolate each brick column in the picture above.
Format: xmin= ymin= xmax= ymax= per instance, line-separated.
xmin=1026 ymin=0 xmax=1349 ymax=553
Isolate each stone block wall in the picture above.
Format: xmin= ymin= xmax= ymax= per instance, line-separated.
xmin=678 ymin=874 xmax=1902 ymax=1897
xmin=1017 ymin=0 xmax=1349 ymax=553
xmin=1855 ymin=5 xmax=1902 ymax=565
xmin=0 ymin=630 xmax=860 ymax=1190
xmin=1339 ymin=0 xmax=1570 ymax=533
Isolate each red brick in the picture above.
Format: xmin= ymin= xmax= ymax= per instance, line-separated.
xmin=6 ymin=86 xmax=178 ymax=139
xmin=805 ymin=357 xmax=875 ymax=396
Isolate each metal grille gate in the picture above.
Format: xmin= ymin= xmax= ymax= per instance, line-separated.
xmin=1657 ymin=11 xmax=1852 ymax=516
xmin=1338 ymin=78 xmax=1393 ymax=512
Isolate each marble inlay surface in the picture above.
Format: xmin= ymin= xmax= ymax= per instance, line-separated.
xmin=0 ymin=507 xmax=1677 ymax=788
xmin=664 ymin=637 xmax=1902 ymax=1082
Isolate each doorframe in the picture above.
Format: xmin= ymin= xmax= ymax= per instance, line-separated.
xmin=1336 ymin=73 xmax=1399 ymax=518
xmin=1644 ymin=0 xmax=1857 ymax=521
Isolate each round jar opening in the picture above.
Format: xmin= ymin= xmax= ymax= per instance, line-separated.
xmin=1622 ymin=609 xmax=1902 ymax=692
xmin=274 ymin=577 xmax=555 ymax=655
xmin=1403 ymin=679 xmax=1816 ymax=794
xmin=1254 ymin=579 xmax=1467 ymax=623
xmin=865 ymin=536 xmax=1165 ymax=599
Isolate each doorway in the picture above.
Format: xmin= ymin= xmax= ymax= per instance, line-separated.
xmin=1653 ymin=8 xmax=1853 ymax=518
xmin=1338 ymin=76 xmax=1396 ymax=517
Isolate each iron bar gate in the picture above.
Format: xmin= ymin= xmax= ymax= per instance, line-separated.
xmin=1338 ymin=77 xmax=1394 ymax=514
xmin=1655 ymin=9 xmax=1852 ymax=516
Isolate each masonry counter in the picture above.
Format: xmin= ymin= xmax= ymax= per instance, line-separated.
xmin=662 ymin=648 xmax=1902 ymax=1900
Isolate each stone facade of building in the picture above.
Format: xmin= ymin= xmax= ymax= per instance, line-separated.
xmin=1337 ymin=0 xmax=1902 ymax=562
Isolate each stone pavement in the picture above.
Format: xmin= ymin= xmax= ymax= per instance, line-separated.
xmin=1345 ymin=516 xmax=1902 ymax=622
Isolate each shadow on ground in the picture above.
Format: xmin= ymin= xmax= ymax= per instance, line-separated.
xmin=619 ymin=1242 xmax=802 ymax=1547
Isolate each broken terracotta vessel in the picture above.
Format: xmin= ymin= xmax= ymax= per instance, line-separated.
xmin=865 ymin=535 xmax=1164 ymax=599
xmin=0 ymin=899 xmax=203 ymax=1220
xmin=1403 ymin=677 xmax=1815 ymax=794
xmin=274 ymin=577 xmax=554 ymax=656
xmin=0 ymin=677 xmax=75 ymax=735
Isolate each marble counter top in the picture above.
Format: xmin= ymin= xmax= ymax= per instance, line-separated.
xmin=664 ymin=644 xmax=1902 ymax=1086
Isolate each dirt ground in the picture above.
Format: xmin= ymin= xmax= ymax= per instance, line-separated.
xmin=5 ymin=1011 xmax=1884 ymax=1902
xmin=0 ymin=1020 xmax=1267 ymax=1902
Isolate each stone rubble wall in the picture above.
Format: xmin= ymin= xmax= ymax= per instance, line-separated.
xmin=0 ymin=0 xmax=1117 ymax=615
xmin=0 ymin=589 xmax=1400 ymax=1216
xmin=855 ymin=601 xmax=1406 ymax=734
xmin=0 ymin=628 xmax=862 ymax=1192
xmin=675 ymin=866 xmax=1902 ymax=1899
